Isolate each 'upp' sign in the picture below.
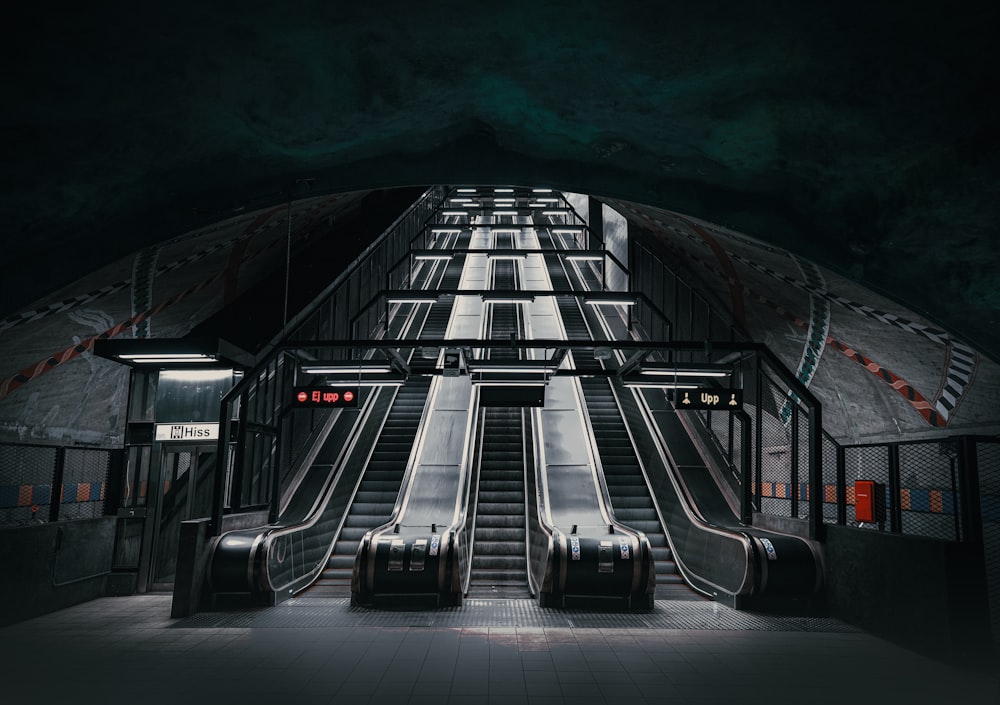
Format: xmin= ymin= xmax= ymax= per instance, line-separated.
xmin=674 ymin=389 xmax=743 ymax=410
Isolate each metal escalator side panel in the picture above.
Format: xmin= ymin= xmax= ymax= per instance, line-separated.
xmin=208 ymin=529 xmax=267 ymax=593
xmin=261 ymin=385 xmax=393 ymax=595
xmin=627 ymin=380 xmax=758 ymax=601
xmin=209 ymin=386 xmax=385 ymax=596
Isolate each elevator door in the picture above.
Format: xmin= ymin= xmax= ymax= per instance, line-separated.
xmin=150 ymin=445 xmax=217 ymax=588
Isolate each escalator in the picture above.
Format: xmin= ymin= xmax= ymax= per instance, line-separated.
xmin=468 ymin=408 xmax=529 ymax=598
xmin=311 ymin=253 xmax=466 ymax=596
xmin=540 ymin=233 xmax=701 ymax=599
xmin=467 ymin=259 xmax=530 ymax=597
xmin=209 ymin=237 xmax=466 ymax=602
xmin=544 ymin=223 xmax=821 ymax=609
xmin=309 ymin=377 xmax=432 ymax=595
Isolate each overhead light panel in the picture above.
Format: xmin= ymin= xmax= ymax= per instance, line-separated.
xmin=456 ymin=188 xmax=478 ymax=193
xmin=621 ymin=379 xmax=700 ymax=390
xmin=639 ymin=364 xmax=730 ymax=378
xmin=565 ymin=254 xmax=604 ymax=261
xmin=487 ymin=252 xmax=528 ymax=259
xmin=583 ymin=296 xmax=637 ymax=306
xmin=300 ymin=362 xmax=392 ymax=375
xmin=441 ymin=211 xmax=470 ymax=217
xmin=481 ymin=292 xmax=536 ymax=303
xmin=532 ymin=188 xmax=553 ymax=193
xmin=494 ymin=188 xmax=514 ymax=193
xmin=493 ymin=210 xmax=518 ymax=216
xmin=118 ymin=353 xmax=217 ymax=362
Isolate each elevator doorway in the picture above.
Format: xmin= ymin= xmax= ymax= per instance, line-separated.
xmin=149 ymin=444 xmax=217 ymax=590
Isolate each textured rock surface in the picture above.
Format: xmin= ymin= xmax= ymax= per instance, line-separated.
xmin=4 ymin=1 xmax=999 ymax=357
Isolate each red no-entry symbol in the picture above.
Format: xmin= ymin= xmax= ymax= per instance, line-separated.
xmin=297 ymin=391 xmax=308 ymax=402
xmin=344 ymin=390 xmax=355 ymax=403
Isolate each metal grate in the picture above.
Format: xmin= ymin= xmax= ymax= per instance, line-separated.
xmin=0 ymin=445 xmax=57 ymax=526
xmin=59 ymin=448 xmax=110 ymax=521
xmin=822 ymin=432 xmax=840 ymax=524
xmin=171 ymin=598 xmax=859 ymax=632
xmin=978 ymin=440 xmax=1000 ymax=651
xmin=758 ymin=374 xmax=795 ymax=517
xmin=898 ymin=442 xmax=961 ymax=541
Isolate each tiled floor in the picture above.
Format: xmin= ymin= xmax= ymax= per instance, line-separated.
xmin=1 ymin=595 xmax=996 ymax=705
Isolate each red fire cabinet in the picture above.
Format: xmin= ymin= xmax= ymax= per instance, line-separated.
xmin=854 ymin=480 xmax=885 ymax=524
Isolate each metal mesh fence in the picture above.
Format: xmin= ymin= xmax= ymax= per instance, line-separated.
xmin=0 ymin=444 xmax=111 ymax=526
xmin=898 ymin=442 xmax=961 ymax=541
xmin=821 ymin=432 xmax=840 ymax=524
xmin=757 ymin=374 xmax=795 ymax=517
xmin=977 ymin=440 xmax=1000 ymax=648
xmin=59 ymin=448 xmax=111 ymax=521
xmin=0 ymin=444 xmax=57 ymax=525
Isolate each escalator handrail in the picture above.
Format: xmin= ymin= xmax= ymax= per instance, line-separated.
xmin=209 ymin=260 xmax=443 ymax=596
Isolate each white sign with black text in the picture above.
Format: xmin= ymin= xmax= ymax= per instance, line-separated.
xmin=154 ymin=423 xmax=220 ymax=442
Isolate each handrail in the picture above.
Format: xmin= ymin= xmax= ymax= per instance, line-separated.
xmin=211 ymin=186 xmax=447 ymax=535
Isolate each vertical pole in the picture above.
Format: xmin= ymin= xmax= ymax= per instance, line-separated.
xmin=887 ymin=444 xmax=902 ymax=533
xmin=790 ymin=404 xmax=799 ymax=519
xmin=49 ymin=446 xmax=66 ymax=523
xmin=808 ymin=400 xmax=823 ymax=539
xmin=739 ymin=411 xmax=753 ymax=525
xmin=957 ymin=436 xmax=984 ymax=549
xmin=836 ymin=444 xmax=847 ymax=525
xmin=283 ymin=191 xmax=292 ymax=329
xmin=754 ymin=355 xmax=763 ymax=512
xmin=212 ymin=399 xmax=230 ymax=536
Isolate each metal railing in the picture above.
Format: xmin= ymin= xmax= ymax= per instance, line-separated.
xmin=0 ymin=443 xmax=117 ymax=526
xmin=614 ymin=203 xmax=998 ymax=548
xmin=210 ymin=186 xmax=447 ymax=533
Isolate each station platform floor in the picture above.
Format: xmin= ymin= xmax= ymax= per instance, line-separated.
xmin=1 ymin=595 xmax=996 ymax=705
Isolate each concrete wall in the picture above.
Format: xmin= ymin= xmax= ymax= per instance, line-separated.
xmin=0 ymin=517 xmax=115 ymax=627
xmin=822 ymin=524 xmax=992 ymax=668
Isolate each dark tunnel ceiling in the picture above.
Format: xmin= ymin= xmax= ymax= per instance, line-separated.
xmin=4 ymin=2 xmax=999 ymax=358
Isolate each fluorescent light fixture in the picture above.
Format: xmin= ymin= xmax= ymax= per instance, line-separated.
xmin=301 ymin=363 xmax=392 ymax=374
xmin=481 ymin=293 xmax=536 ymax=303
xmin=487 ymin=252 xmax=528 ymax=259
xmin=119 ymin=353 xmax=216 ymax=360
xmin=584 ymin=297 xmax=637 ymax=306
xmin=565 ymin=254 xmax=604 ymax=261
xmin=441 ymin=211 xmax=469 ymax=216
xmin=388 ymin=297 xmax=436 ymax=304
xmin=449 ymin=198 xmax=474 ymax=203
xmin=639 ymin=364 xmax=730 ymax=377
xmin=489 ymin=228 xmax=520 ymax=234
xmin=309 ymin=375 xmax=405 ymax=387
xmin=527 ymin=202 xmax=547 ymax=207
xmin=456 ymin=188 xmax=478 ymax=193
xmin=159 ymin=369 xmax=234 ymax=381
xmin=532 ymin=188 xmax=553 ymax=193
xmin=473 ymin=381 xmax=546 ymax=387
xmin=534 ymin=197 xmax=560 ymax=203
xmin=493 ymin=210 xmax=518 ymax=216
xmin=551 ymin=228 xmax=583 ymax=234
xmin=543 ymin=210 xmax=569 ymax=215
xmin=414 ymin=254 xmax=454 ymax=261
xmin=494 ymin=188 xmax=514 ymax=193
xmin=430 ymin=228 xmax=462 ymax=234
xmin=622 ymin=381 xmax=700 ymax=389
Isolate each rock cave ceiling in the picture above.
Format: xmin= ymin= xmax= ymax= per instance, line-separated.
xmin=3 ymin=2 xmax=999 ymax=359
